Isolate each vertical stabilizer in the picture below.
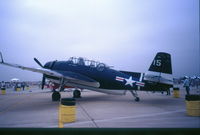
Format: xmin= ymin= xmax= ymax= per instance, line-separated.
xmin=148 ymin=52 xmax=172 ymax=74
xmin=144 ymin=52 xmax=173 ymax=85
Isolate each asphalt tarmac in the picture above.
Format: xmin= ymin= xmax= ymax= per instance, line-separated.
xmin=0 ymin=86 xmax=199 ymax=128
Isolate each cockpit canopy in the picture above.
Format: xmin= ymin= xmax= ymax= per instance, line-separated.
xmin=67 ymin=57 xmax=111 ymax=71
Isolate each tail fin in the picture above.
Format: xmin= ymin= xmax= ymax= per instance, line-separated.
xmin=144 ymin=52 xmax=173 ymax=85
xmin=149 ymin=52 xmax=172 ymax=74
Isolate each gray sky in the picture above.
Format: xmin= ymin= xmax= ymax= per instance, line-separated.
xmin=0 ymin=0 xmax=199 ymax=81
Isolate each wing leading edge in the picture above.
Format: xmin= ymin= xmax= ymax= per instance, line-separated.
xmin=0 ymin=53 xmax=100 ymax=88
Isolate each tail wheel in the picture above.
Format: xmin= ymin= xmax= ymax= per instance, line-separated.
xmin=73 ymin=90 xmax=81 ymax=98
xmin=52 ymin=91 xmax=61 ymax=101
xmin=130 ymin=90 xmax=140 ymax=102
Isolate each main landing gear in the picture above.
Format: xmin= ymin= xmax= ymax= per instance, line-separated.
xmin=129 ymin=90 xmax=140 ymax=102
xmin=52 ymin=78 xmax=64 ymax=101
xmin=73 ymin=89 xmax=81 ymax=98
xmin=52 ymin=90 xmax=61 ymax=101
xmin=51 ymin=89 xmax=82 ymax=101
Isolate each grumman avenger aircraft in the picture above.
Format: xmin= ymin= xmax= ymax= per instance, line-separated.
xmin=0 ymin=52 xmax=173 ymax=101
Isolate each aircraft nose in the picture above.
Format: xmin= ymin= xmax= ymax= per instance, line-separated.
xmin=44 ymin=62 xmax=51 ymax=69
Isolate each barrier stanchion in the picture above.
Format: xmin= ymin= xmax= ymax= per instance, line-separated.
xmin=173 ymin=87 xmax=180 ymax=98
xmin=185 ymin=95 xmax=200 ymax=116
xmin=1 ymin=87 xmax=6 ymax=95
xmin=26 ymin=86 xmax=30 ymax=90
xmin=58 ymin=98 xmax=76 ymax=128
xmin=16 ymin=87 xmax=21 ymax=91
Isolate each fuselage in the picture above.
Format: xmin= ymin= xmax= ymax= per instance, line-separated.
xmin=44 ymin=60 xmax=140 ymax=90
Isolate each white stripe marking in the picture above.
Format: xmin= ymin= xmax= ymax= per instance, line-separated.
xmin=116 ymin=76 xmax=124 ymax=82
xmin=136 ymin=82 xmax=144 ymax=86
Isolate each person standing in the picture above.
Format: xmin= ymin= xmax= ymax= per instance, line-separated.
xmin=1 ymin=81 xmax=5 ymax=89
xmin=21 ymin=82 xmax=25 ymax=90
xmin=183 ymin=77 xmax=190 ymax=95
xmin=194 ymin=77 xmax=199 ymax=89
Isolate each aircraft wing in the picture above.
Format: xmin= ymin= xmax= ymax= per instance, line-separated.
xmin=56 ymin=71 xmax=100 ymax=87
xmin=0 ymin=54 xmax=100 ymax=88
xmin=0 ymin=61 xmax=64 ymax=77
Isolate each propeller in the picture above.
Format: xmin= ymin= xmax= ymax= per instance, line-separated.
xmin=41 ymin=75 xmax=46 ymax=89
xmin=34 ymin=58 xmax=43 ymax=68
xmin=34 ymin=58 xmax=45 ymax=89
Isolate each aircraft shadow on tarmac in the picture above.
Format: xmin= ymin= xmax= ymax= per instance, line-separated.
xmin=75 ymin=94 xmax=132 ymax=103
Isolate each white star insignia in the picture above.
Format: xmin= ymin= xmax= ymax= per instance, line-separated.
xmin=125 ymin=76 xmax=135 ymax=87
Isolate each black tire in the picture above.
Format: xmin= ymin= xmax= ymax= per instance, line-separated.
xmin=52 ymin=91 xmax=61 ymax=101
xmin=61 ymin=98 xmax=76 ymax=106
xmin=73 ymin=90 xmax=81 ymax=98
xmin=135 ymin=97 xmax=140 ymax=102
xmin=185 ymin=94 xmax=200 ymax=101
xmin=173 ymin=87 xmax=179 ymax=90
xmin=1 ymin=88 xmax=5 ymax=90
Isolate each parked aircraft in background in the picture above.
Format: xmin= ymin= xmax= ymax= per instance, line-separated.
xmin=10 ymin=78 xmax=20 ymax=82
xmin=0 ymin=52 xmax=173 ymax=101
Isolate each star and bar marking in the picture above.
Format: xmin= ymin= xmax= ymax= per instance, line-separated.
xmin=115 ymin=76 xmax=145 ymax=87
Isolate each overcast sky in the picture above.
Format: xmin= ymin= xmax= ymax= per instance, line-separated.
xmin=0 ymin=0 xmax=199 ymax=81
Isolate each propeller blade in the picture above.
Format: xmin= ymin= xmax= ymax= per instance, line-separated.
xmin=34 ymin=58 xmax=43 ymax=68
xmin=0 ymin=52 xmax=4 ymax=63
xmin=41 ymin=75 xmax=45 ymax=89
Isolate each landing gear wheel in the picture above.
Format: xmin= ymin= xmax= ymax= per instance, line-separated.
xmin=135 ymin=97 xmax=140 ymax=102
xmin=73 ymin=90 xmax=81 ymax=98
xmin=52 ymin=91 xmax=61 ymax=101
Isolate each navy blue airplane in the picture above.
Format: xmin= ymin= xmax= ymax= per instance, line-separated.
xmin=0 ymin=52 xmax=173 ymax=101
